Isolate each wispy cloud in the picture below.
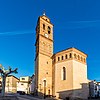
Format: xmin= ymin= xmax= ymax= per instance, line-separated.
xmin=70 ymin=20 xmax=100 ymax=23
xmin=65 ymin=20 xmax=100 ymax=29
xmin=0 ymin=30 xmax=35 ymax=35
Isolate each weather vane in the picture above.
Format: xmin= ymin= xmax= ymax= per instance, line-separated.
xmin=43 ymin=10 xmax=46 ymax=16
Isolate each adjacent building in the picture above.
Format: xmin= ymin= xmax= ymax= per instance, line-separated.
xmin=29 ymin=74 xmax=35 ymax=94
xmin=0 ymin=75 xmax=32 ymax=94
xmin=17 ymin=76 xmax=31 ymax=94
xmin=0 ymin=75 xmax=19 ymax=93
xmin=89 ymin=80 xmax=100 ymax=98
xmin=34 ymin=14 xmax=89 ymax=99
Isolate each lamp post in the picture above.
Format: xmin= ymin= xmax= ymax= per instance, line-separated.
xmin=0 ymin=64 xmax=18 ymax=96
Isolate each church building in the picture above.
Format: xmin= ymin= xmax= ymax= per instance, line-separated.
xmin=35 ymin=13 xmax=89 ymax=99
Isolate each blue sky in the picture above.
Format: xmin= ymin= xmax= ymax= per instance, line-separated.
xmin=0 ymin=0 xmax=100 ymax=80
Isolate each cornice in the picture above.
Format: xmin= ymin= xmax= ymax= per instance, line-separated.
xmin=54 ymin=47 xmax=87 ymax=57
xmin=39 ymin=16 xmax=54 ymax=26
xmin=53 ymin=57 xmax=87 ymax=65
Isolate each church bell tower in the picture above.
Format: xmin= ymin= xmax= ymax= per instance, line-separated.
xmin=35 ymin=13 xmax=53 ymax=96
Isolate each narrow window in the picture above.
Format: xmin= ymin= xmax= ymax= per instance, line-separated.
xmin=0 ymin=81 xmax=2 ymax=86
xmin=62 ymin=56 xmax=64 ymax=60
xmin=43 ymin=80 xmax=46 ymax=95
xmin=48 ymin=26 xmax=51 ymax=34
xmin=69 ymin=53 xmax=72 ymax=58
xmin=65 ymin=54 xmax=68 ymax=59
xmin=78 ymin=55 xmax=80 ymax=60
xmin=44 ymin=80 xmax=46 ymax=86
xmin=48 ymin=89 xmax=50 ymax=96
xmin=74 ymin=54 xmax=76 ymax=59
xmin=81 ymin=57 xmax=83 ymax=61
xmin=58 ymin=57 xmax=60 ymax=61
xmin=43 ymin=24 xmax=45 ymax=30
xmin=62 ymin=67 xmax=66 ymax=80
xmin=84 ymin=58 xmax=86 ymax=62
xmin=22 ymin=78 xmax=25 ymax=80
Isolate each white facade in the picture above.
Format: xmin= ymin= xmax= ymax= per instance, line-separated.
xmin=17 ymin=82 xmax=29 ymax=93
xmin=17 ymin=76 xmax=30 ymax=94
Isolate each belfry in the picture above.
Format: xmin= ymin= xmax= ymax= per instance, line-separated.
xmin=35 ymin=13 xmax=53 ymax=96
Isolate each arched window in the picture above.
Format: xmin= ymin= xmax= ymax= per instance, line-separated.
xmin=74 ymin=54 xmax=76 ymax=59
xmin=48 ymin=26 xmax=51 ymax=34
xmin=43 ymin=24 xmax=45 ymax=30
xmin=65 ymin=54 xmax=68 ymax=59
xmin=62 ymin=56 xmax=64 ymax=60
xmin=62 ymin=67 xmax=66 ymax=80
xmin=81 ymin=57 xmax=83 ymax=61
xmin=43 ymin=80 xmax=46 ymax=95
xmin=58 ymin=57 xmax=60 ymax=61
xmin=78 ymin=55 xmax=80 ymax=60
xmin=43 ymin=79 xmax=46 ymax=87
xmin=84 ymin=58 xmax=86 ymax=62
xmin=48 ymin=89 xmax=50 ymax=96
xmin=69 ymin=53 xmax=72 ymax=58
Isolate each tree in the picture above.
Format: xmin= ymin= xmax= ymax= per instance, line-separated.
xmin=0 ymin=64 xmax=18 ymax=96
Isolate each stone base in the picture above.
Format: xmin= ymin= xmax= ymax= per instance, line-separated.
xmin=0 ymin=96 xmax=18 ymax=100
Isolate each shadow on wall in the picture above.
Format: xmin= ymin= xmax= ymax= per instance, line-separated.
xmin=34 ymin=89 xmax=52 ymax=99
xmin=57 ymin=83 xmax=89 ymax=100
xmin=33 ymin=83 xmax=89 ymax=100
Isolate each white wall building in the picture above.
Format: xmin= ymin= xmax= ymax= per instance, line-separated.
xmin=17 ymin=76 xmax=31 ymax=94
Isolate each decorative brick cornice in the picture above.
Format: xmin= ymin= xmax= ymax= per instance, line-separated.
xmin=52 ymin=47 xmax=87 ymax=64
